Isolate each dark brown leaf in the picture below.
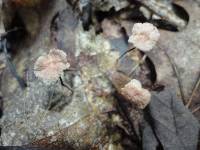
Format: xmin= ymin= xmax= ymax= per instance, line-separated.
xmin=143 ymin=87 xmax=200 ymax=150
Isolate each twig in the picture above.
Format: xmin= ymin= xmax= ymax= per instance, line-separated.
xmin=192 ymin=106 xmax=200 ymax=114
xmin=161 ymin=46 xmax=186 ymax=104
xmin=186 ymin=74 xmax=200 ymax=108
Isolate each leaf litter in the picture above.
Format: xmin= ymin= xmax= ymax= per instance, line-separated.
xmin=143 ymin=87 xmax=199 ymax=150
xmin=0 ymin=0 xmax=199 ymax=149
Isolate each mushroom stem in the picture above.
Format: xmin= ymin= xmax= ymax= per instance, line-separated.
xmin=59 ymin=77 xmax=73 ymax=94
xmin=117 ymin=47 xmax=136 ymax=63
xmin=128 ymin=54 xmax=147 ymax=76
xmin=186 ymin=74 xmax=200 ymax=108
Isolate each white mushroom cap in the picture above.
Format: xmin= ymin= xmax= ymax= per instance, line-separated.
xmin=128 ymin=23 xmax=160 ymax=51
xmin=34 ymin=48 xmax=70 ymax=83
xmin=121 ymin=79 xmax=151 ymax=109
xmin=126 ymin=79 xmax=142 ymax=89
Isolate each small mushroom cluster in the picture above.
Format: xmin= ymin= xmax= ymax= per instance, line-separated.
xmin=33 ymin=22 xmax=158 ymax=108
xmin=118 ymin=23 xmax=160 ymax=108
xmin=120 ymin=79 xmax=151 ymax=109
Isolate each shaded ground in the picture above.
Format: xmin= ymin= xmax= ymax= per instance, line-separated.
xmin=0 ymin=0 xmax=199 ymax=149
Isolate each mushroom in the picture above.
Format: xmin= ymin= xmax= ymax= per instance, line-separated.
xmin=128 ymin=23 xmax=160 ymax=52
xmin=120 ymin=79 xmax=151 ymax=109
xmin=34 ymin=48 xmax=70 ymax=84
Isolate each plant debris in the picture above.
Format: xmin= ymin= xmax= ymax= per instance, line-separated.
xmin=143 ymin=87 xmax=200 ymax=150
xmin=0 ymin=0 xmax=199 ymax=149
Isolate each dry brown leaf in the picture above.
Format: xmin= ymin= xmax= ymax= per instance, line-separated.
xmin=148 ymin=0 xmax=200 ymax=102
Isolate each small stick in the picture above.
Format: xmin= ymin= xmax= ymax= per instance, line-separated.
xmin=192 ymin=105 xmax=200 ymax=114
xmin=167 ymin=54 xmax=185 ymax=104
xmin=186 ymin=74 xmax=200 ymax=108
xmin=161 ymin=46 xmax=186 ymax=104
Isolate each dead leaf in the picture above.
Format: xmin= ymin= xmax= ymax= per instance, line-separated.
xmin=143 ymin=87 xmax=200 ymax=150
xmin=147 ymin=0 xmax=200 ymax=103
xmin=140 ymin=0 xmax=187 ymax=29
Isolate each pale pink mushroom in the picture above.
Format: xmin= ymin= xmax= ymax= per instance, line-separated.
xmin=120 ymin=79 xmax=151 ymax=109
xmin=128 ymin=23 xmax=160 ymax=51
xmin=34 ymin=49 xmax=70 ymax=83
